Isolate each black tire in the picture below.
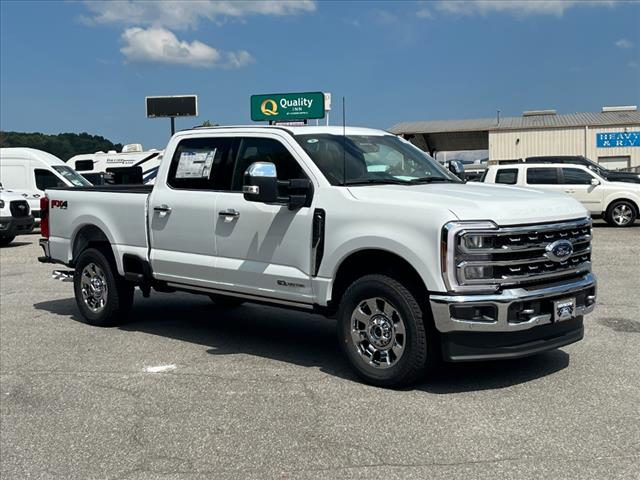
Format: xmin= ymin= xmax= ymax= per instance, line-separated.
xmin=337 ymin=274 xmax=435 ymax=388
xmin=73 ymin=248 xmax=134 ymax=326
xmin=208 ymin=294 xmax=245 ymax=308
xmin=606 ymin=200 xmax=637 ymax=227
xmin=0 ymin=236 xmax=15 ymax=247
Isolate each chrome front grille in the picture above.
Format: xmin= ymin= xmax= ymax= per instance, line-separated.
xmin=9 ymin=200 xmax=30 ymax=218
xmin=443 ymin=218 xmax=593 ymax=293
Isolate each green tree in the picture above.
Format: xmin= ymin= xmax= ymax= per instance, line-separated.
xmin=0 ymin=131 xmax=123 ymax=161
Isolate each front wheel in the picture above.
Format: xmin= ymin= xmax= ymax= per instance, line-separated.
xmin=73 ymin=248 xmax=134 ymax=326
xmin=0 ymin=236 xmax=15 ymax=247
xmin=606 ymin=200 xmax=637 ymax=227
xmin=337 ymin=274 xmax=434 ymax=388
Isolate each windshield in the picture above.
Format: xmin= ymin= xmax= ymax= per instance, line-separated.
xmin=295 ymin=134 xmax=460 ymax=186
xmin=52 ymin=165 xmax=92 ymax=187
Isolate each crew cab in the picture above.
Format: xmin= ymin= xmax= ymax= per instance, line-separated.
xmin=484 ymin=162 xmax=640 ymax=227
xmin=38 ymin=126 xmax=597 ymax=387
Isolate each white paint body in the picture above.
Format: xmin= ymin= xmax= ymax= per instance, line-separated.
xmin=483 ymin=163 xmax=640 ymax=217
xmin=45 ymin=126 xmax=589 ymax=307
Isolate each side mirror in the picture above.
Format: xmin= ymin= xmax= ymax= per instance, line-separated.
xmin=448 ymin=160 xmax=465 ymax=179
xmin=243 ymin=162 xmax=279 ymax=203
xmin=591 ymin=178 xmax=600 ymax=186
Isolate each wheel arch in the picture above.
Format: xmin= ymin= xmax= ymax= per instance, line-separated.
xmin=329 ymin=248 xmax=429 ymax=310
xmin=71 ymin=224 xmax=115 ymax=266
xmin=604 ymin=196 xmax=639 ymax=217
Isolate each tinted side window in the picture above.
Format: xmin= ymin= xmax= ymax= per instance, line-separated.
xmin=495 ymin=168 xmax=518 ymax=185
xmin=527 ymin=168 xmax=559 ymax=185
xmin=562 ymin=168 xmax=593 ymax=185
xmin=168 ymin=137 xmax=233 ymax=190
xmin=231 ymin=138 xmax=304 ymax=191
xmin=34 ymin=169 xmax=65 ymax=190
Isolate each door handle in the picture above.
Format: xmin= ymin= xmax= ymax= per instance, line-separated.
xmin=564 ymin=190 xmax=575 ymax=194
xmin=154 ymin=204 xmax=172 ymax=213
xmin=219 ymin=209 xmax=240 ymax=219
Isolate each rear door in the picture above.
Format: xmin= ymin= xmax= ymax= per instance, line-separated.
xmin=149 ymin=136 xmax=234 ymax=286
xmin=559 ymin=167 xmax=604 ymax=214
xmin=214 ymin=135 xmax=316 ymax=305
xmin=525 ymin=167 xmax=563 ymax=195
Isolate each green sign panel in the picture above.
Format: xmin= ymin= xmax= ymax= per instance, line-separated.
xmin=251 ymin=92 xmax=325 ymax=122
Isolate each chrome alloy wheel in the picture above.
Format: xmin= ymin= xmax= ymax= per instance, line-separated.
xmin=350 ymin=297 xmax=406 ymax=369
xmin=80 ymin=262 xmax=108 ymax=313
xmin=612 ymin=204 xmax=633 ymax=226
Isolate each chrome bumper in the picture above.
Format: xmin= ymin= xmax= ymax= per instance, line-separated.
xmin=430 ymin=273 xmax=597 ymax=333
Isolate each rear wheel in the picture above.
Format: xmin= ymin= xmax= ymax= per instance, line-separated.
xmin=73 ymin=248 xmax=134 ymax=326
xmin=606 ymin=200 xmax=637 ymax=227
xmin=0 ymin=236 xmax=15 ymax=247
xmin=337 ymin=274 xmax=434 ymax=388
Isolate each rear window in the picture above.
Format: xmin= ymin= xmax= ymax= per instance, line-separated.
xmin=527 ymin=168 xmax=559 ymax=185
xmin=495 ymin=168 xmax=518 ymax=185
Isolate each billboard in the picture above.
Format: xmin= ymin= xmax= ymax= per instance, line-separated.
xmin=146 ymin=95 xmax=198 ymax=118
xmin=250 ymin=92 xmax=325 ymax=122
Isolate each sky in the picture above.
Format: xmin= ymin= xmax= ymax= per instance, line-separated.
xmin=1 ymin=0 xmax=639 ymax=150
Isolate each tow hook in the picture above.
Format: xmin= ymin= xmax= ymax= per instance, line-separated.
xmin=52 ymin=270 xmax=74 ymax=282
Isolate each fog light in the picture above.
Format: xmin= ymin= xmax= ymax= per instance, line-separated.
xmin=0 ymin=222 xmax=9 ymax=231
xmin=464 ymin=265 xmax=494 ymax=280
xmin=450 ymin=305 xmax=497 ymax=323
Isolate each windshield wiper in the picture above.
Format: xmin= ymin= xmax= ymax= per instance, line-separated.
xmin=344 ymin=178 xmax=409 ymax=186
xmin=407 ymin=177 xmax=454 ymax=184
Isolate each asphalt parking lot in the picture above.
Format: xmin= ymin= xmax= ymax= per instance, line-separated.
xmin=1 ymin=222 xmax=639 ymax=480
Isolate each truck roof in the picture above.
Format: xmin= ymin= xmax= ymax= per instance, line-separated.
xmin=187 ymin=125 xmax=392 ymax=137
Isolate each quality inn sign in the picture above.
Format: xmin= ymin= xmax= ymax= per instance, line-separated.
xmin=251 ymin=92 xmax=325 ymax=122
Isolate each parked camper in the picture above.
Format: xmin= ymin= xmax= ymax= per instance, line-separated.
xmin=68 ymin=144 xmax=163 ymax=185
xmin=0 ymin=148 xmax=91 ymax=221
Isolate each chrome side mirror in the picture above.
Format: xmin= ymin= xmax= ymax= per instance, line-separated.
xmin=448 ymin=160 xmax=465 ymax=179
xmin=243 ymin=162 xmax=279 ymax=203
xmin=590 ymin=178 xmax=600 ymax=186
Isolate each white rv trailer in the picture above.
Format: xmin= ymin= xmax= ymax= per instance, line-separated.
xmin=68 ymin=144 xmax=163 ymax=184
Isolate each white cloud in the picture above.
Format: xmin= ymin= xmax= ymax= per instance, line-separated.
xmin=83 ymin=0 xmax=316 ymax=30
xmin=120 ymin=27 xmax=253 ymax=68
xmin=434 ymin=1 xmax=617 ymax=18
xmin=615 ymin=39 xmax=634 ymax=49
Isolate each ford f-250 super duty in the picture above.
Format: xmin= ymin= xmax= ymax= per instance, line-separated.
xmin=38 ymin=126 xmax=597 ymax=387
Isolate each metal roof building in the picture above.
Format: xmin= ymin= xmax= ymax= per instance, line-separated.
xmin=390 ymin=107 xmax=640 ymax=169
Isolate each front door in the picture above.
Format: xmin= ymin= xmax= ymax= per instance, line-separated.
xmin=214 ymin=136 xmax=315 ymax=305
xmin=559 ymin=167 xmax=604 ymax=214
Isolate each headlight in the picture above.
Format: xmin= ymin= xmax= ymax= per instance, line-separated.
xmin=441 ymin=221 xmax=499 ymax=293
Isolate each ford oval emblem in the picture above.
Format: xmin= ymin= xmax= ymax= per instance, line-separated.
xmin=545 ymin=239 xmax=574 ymax=262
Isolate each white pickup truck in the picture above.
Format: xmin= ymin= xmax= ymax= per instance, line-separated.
xmin=38 ymin=125 xmax=597 ymax=387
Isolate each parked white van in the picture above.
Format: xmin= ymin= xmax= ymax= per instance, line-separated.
xmin=0 ymin=147 xmax=91 ymax=220
xmin=68 ymin=144 xmax=163 ymax=185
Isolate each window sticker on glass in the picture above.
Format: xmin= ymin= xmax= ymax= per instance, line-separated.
xmin=176 ymin=149 xmax=217 ymax=179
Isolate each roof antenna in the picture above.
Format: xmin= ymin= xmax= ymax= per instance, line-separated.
xmin=342 ymin=96 xmax=346 ymax=186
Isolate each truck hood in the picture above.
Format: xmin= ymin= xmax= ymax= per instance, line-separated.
xmin=347 ymin=182 xmax=588 ymax=226
xmin=603 ymin=171 xmax=640 ymax=184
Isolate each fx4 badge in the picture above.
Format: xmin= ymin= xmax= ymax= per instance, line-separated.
xmin=51 ymin=200 xmax=68 ymax=209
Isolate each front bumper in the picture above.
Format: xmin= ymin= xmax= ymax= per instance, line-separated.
xmin=0 ymin=215 xmax=35 ymax=237
xmin=430 ymin=272 xmax=596 ymax=361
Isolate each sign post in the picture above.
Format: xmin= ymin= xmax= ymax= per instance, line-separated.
xmin=250 ymin=92 xmax=325 ymax=123
xmin=146 ymin=95 xmax=198 ymax=136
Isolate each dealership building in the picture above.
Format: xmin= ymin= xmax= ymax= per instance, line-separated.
xmin=390 ymin=106 xmax=640 ymax=170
